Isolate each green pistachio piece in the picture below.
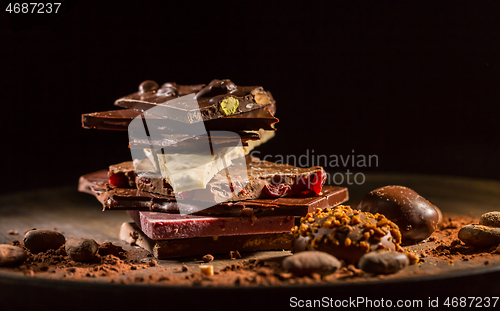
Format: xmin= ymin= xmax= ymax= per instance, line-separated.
xmin=220 ymin=97 xmax=239 ymax=115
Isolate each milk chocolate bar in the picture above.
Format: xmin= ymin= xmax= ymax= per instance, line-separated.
xmin=78 ymin=170 xmax=349 ymax=217
xmin=135 ymin=158 xmax=326 ymax=201
xmin=81 ymin=104 xmax=278 ymax=132
xmin=114 ymin=79 xmax=275 ymax=123
xmin=119 ymin=222 xmax=293 ymax=259
xmin=127 ymin=210 xmax=294 ymax=240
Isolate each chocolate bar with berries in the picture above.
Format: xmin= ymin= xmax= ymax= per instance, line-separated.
xmin=134 ymin=157 xmax=327 ymax=202
xmin=78 ymin=170 xmax=348 ymax=218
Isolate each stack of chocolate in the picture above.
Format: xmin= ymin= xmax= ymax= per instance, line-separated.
xmin=79 ymin=79 xmax=348 ymax=259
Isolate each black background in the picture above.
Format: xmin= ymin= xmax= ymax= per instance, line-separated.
xmin=1 ymin=1 xmax=500 ymax=194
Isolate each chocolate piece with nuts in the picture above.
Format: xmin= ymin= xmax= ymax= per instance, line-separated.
xmin=292 ymin=205 xmax=403 ymax=265
xmin=114 ymin=79 xmax=275 ymax=123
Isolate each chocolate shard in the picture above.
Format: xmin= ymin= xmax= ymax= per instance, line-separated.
xmin=119 ymin=222 xmax=293 ymax=259
xmin=81 ymin=104 xmax=278 ymax=132
xmin=78 ymin=170 xmax=349 ymax=217
xmin=127 ymin=210 xmax=294 ymax=240
xmin=114 ymin=79 xmax=275 ymax=123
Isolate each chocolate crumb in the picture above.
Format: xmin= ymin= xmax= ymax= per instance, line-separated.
xmin=202 ymin=254 xmax=214 ymax=263
xmin=7 ymin=230 xmax=18 ymax=235
xmin=182 ymin=265 xmax=189 ymax=272
xmin=229 ymin=250 xmax=242 ymax=259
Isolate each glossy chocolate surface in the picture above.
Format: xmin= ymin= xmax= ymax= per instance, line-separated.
xmin=358 ymin=185 xmax=442 ymax=244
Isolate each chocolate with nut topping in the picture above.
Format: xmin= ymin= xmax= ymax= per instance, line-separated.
xmin=292 ymin=206 xmax=403 ymax=265
xmin=114 ymin=79 xmax=275 ymax=123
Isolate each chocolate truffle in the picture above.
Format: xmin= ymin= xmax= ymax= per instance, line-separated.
xmin=292 ymin=206 xmax=403 ymax=265
xmin=358 ymin=185 xmax=442 ymax=244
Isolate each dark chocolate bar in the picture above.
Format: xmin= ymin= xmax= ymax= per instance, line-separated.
xmin=114 ymin=79 xmax=275 ymax=123
xmin=127 ymin=210 xmax=294 ymax=240
xmin=81 ymin=104 xmax=278 ymax=132
xmin=78 ymin=170 xmax=349 ymax=217
xmin=119 ymin=222 xmax=293 ymax=259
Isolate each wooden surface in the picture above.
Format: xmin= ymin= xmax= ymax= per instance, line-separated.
xmin=1 ymin=173 xmax=500 ymax=310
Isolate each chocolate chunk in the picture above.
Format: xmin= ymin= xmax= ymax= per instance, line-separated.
xmin=119 ymin=222 xmax=294 ymax=259
xmin=65 ymin=238 xmax=99 ymax=262
xmin=202 ymin=254 xmax=214 ymax=263
xmin=138 ymin=80 xmax=159 ymax=94
xmin=127 ymin=210 xmax=294 ymax=240
xmin=23 ymin=229 xmax=65 ymax=254
xmin=229 ymin=250 xmax=241 ymax=259
xmin=358 ymin=250 xmax=409 ymax=274
xmin=292 ymin=206 xmax=402 ymax=265
xmin=282 ymin=251 xmax=341 ymax=277
xmin=81 ymin=104 xmax=278 ymax=132
xmin=114 ymin=80 xmax=275 ymax=123
xmin=358 ymin=185 xmax=442 ymax=244
xmin=0 ymin=244 xmax=28 ymax=267
xmin=98 ymin=242 xmax=127 ymax=259
xmin=458 ymin=224 xmax=500 ymax=248
xmin=479 ymin=212 xmax=500 ymax=228
xmin=78 ymin=169 xmax=348 ymax=217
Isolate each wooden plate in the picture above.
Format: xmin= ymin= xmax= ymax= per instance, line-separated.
xmin=1 ymin=173 xmax=500 ymax=310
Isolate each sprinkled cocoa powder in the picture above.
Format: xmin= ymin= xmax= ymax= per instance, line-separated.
xmin=1 ymin=214 xmax=500 ymax=287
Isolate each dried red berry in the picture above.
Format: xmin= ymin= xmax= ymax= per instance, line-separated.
xmin=262 ymin=184 xmax=292 ymax=198
xmin=291 ymin=169 xmax=325 ymax=196
xmin=108 ymin=173 xmax=129 ymax=188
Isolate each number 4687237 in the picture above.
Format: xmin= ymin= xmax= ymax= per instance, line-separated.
xmin=5 ymin=3 xmax=61 ymax=14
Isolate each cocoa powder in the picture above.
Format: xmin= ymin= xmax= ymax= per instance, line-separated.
xmin=1 ymin=214 xmax=500 ymax=287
